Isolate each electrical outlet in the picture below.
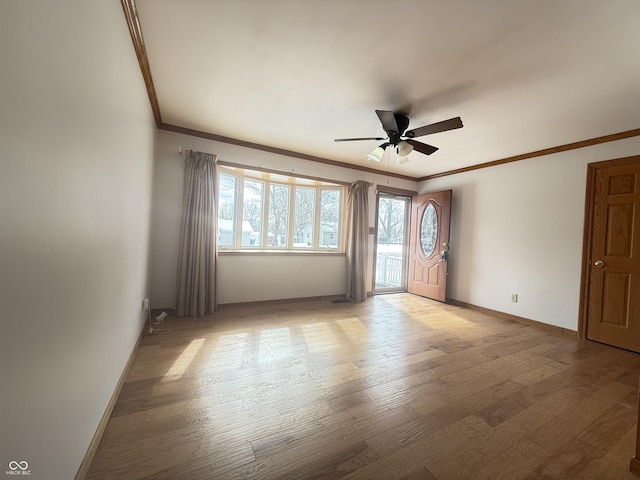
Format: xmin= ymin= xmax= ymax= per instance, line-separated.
xmin=511 ymin=293 xmax=518 ymax=303
xmin=142 ymin=298 xmax=150 ymax=311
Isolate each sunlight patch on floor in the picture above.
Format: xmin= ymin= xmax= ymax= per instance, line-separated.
xmin=164 ymin=338 xmax=206 ymax=378
xmin=209 ymin=332 xmax=249 ymax=367
xmin=301 ymin=322 xmax=340 ymax=352
xmin=261 ymin=327 xmax=293 ymax=355
xmin=336 ymin=317 xmax=369 ymax=345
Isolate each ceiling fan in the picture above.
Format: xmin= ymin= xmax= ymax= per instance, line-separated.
xmin=334 ymin=110 xmax=463 ymax=164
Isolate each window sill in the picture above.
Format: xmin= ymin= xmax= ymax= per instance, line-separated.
xmin=218 ymin=249 xmax=345 ymax=256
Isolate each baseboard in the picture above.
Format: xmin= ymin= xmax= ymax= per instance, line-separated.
xmin=217 ymin=294 xmax=346 ymax=308
xmin=448 ymin=299 xmax=578 ymax=338
xmin=160 ymin=293 xmax=367 ymax=311
xmin=630 ymin=457 xmax=640 ymax=476
xmin=74 ymin=323 xmax=146 ymax=480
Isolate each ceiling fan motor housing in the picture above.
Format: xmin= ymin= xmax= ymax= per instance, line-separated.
xmin=388 ymin=113 xmax=410 ymax=145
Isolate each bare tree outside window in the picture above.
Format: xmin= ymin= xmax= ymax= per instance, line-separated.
xmin=218 ymin=173 xmax=237 ymax=246
xmin=378 ymin=198 xmax=405 ymax=245
xmin=268 ymin=184 xmax=290 ymax=247
xmin=242 ymin=179 xmax=264 ymax=246
xmin=294 ymin=187 xmax=315 ymax=246
xmin=320 ymin=189 xmax=340 ymax=248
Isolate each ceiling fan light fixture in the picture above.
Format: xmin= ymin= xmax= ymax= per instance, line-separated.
xmin=397 ymin=141 xmax=413 ymax=157
xmin=397 ymin=155 xmax=410 ymax=165
xmin=366 ymin=146 xmax=386 ymax=162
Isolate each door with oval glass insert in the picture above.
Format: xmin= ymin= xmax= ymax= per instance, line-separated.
xmin=408 ymin=190 xmax=452 ymax=301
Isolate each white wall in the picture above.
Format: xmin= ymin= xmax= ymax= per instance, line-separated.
xmin=0 ymin=2 xmax=155 ymax=479
xmin=151 ymin=129 xmax=417 ymax=307
xmin=420 ymin=136 xmax=640 ymax=330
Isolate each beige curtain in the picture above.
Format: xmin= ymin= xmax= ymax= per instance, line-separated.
xmin=346 ymin=180 xmax=371 ymax=302
xmin=176 ymin=150 xmax=217 ymax=317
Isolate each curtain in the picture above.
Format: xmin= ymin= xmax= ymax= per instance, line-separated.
xmin=176 ymin=150 xmax=217 ymax=317
xmin=345 ymin=180 xmax=371 ymax=302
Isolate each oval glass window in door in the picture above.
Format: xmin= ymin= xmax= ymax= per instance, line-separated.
xmin=421 ymin=204 xmax=437 ymax=256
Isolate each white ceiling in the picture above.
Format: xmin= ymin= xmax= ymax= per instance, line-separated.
xmin=135 ymin=0 xmax=640 ymax=178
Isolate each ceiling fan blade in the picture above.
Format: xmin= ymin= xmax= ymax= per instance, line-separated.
xmin=404 ymin=117 xmax=463 ymax=138
xmin=334 ymin=137 xmax=386 ymax=142
xmin=375 ymin=110 xmax=400 ymax=134
xmin=405 ymin=139 xmax=439 ymax=156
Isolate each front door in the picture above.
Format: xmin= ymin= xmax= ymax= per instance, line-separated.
xmin=583 ymin=156 xmax=640 ymax=352
xmin=408 ymin=190 xmax=452 ymax=302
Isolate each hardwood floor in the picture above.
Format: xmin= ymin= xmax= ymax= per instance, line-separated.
xmin=87 ymin=294 xmax=640 ymax=480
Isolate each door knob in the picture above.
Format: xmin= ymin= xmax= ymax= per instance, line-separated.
xmin=594 ymin=260 xmax=604 ymax=268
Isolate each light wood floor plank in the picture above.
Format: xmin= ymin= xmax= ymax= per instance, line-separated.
xmin=86 ymin=294 xmax=640 ymax=479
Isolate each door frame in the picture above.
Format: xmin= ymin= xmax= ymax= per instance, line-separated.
xmin=577 ymin=154 xmax=640 ymax=339
xmin=372 ymin=185 xmax=417 ymax=295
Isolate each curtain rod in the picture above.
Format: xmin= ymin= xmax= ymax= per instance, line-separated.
xmin=177 ymin=147 xmax=350 ymax=186
xmin=218 ymin=160 xmax=351 ymax=186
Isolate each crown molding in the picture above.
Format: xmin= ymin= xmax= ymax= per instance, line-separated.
xmin=418 ymin=128 xmax=640 ymax=181
xmin=120 ymin=0 xmax=162 ymax=127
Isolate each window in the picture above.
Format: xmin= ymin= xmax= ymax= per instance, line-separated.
xmin=218 ymin=173 xmax=237 ymax=247
xmin=217 ymin=166 xmax=345 ymax=252
xmin=243 ymin=179 xmax=264 ymax=246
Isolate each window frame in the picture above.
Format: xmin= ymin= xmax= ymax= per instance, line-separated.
xmin=217 ymin=166 xmax=345 ymax=253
